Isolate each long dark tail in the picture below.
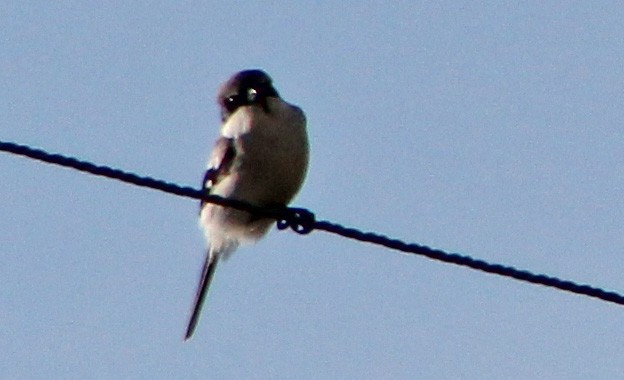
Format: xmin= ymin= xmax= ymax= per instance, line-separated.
xmin=184 ymin=247 xmax=220 ymax=340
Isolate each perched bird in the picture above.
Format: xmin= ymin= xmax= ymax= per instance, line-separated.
xmin=185 ymin=70 xmax=309 ymax=340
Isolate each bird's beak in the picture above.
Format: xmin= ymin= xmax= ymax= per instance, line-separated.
xmin=247 ymin=88 xmax=258 ymax=103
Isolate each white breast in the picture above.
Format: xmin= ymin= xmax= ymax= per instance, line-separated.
xmin=201 ymin=97 xmax=309 ymax=247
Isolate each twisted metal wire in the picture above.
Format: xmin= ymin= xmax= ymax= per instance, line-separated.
xmin=2 ymin=139 xmax=623 ymax=307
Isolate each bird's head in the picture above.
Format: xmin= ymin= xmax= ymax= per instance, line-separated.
xmin=217 ymin=69 xmax=280 ymax=121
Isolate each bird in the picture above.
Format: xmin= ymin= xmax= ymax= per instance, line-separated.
xmin=185 ymin=69 xmax=309 ymax=340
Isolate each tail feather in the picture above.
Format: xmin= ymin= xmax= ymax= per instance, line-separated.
xmin=184 ymin=248 xmax=220 ymax=341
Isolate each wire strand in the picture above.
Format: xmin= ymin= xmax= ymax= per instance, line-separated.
xmin=2 ymin=139 xmax=623 ymax=307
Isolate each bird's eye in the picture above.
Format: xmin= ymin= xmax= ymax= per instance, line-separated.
xmin=224 ymin=95 xmax=242 ymax=112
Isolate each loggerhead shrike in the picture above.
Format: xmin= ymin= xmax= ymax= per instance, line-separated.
xmin=185 ymin=70 xmax=309 ymax=340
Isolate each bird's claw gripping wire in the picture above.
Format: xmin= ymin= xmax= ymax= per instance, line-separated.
xmin=276 ymin=207 xmax=315 ymax=234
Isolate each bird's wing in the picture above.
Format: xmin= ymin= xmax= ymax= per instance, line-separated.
xmin=199 ymin=137 xmax=236 ymax=211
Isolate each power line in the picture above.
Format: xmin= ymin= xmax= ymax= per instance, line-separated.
xmin=1 ymin=139 xmax=623 ymax=307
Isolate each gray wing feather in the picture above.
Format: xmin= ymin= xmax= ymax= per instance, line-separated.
xmin=200 ymin=137 xmax=236 ymax=211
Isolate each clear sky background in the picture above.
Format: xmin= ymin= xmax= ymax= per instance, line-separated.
xmin=1 ymin=2 xmax=624 ymax=379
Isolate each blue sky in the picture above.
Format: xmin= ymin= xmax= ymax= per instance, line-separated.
xmin=1 ymin=2 xmax=624 ymax=379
